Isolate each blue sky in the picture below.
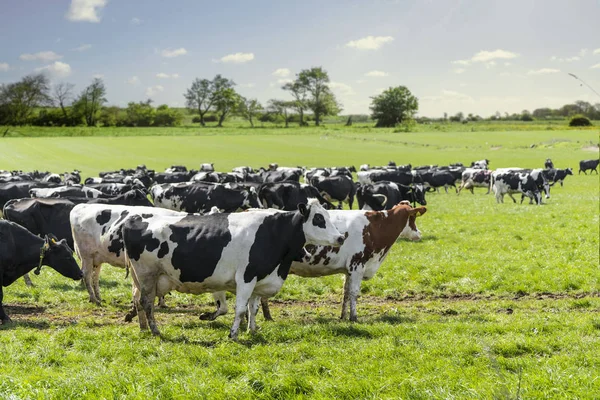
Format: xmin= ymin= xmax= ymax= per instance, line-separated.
xmin=1 ymin=0 xmax=599 ymax=117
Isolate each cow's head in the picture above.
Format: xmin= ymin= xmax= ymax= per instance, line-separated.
xmin=397 ymin=201 xmax=427 ymax=241
xmin=565 ymin=168 xmax=573 ymax=175
xmin=298 ymin=200 xmax=345 ymax=246
xmin=125 ymin=189 xmax=153 ymax=206
xmin=412 ymin=184 xmax=427 ymax=206
xmin=39 ymin=234 xmax=83 ymax=280
xmin=242 ymin=187 xmax=262 ymax=209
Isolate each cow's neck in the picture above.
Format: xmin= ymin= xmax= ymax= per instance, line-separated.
xmin=266 ymin=212 xmax=305 ymax=280
xmin=363 ymin=208 xmax=409 ymax=254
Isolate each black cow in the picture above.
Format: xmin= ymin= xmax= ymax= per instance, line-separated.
xmin=542 ymin=168 xmax=573 ymax=187
xmin=0 ymin=221 xmax=82 ymax=323
xmin=154 ymin=171 xmax=196 ymax=184
xmin=258 ymin=181 xmax=334 ymax=210
xmin=263 ymin=169 xmax=302 ymax=183
xmin=420 ymin=170 xmax=457 ymax=193
xmin=544 ymin=159 xmax=554 ymax=169
xmin=151 ymin=183 xmax=260 ymax=213
xmin=357 ymin=181 xmax=426 ymax=210
xmin=0 ymin=181 xmax=60 ymax=210
xmin=579 ymin=159 xmax=599 ymax=175
xmin=310 ymin=175 xmax=356 ymax=209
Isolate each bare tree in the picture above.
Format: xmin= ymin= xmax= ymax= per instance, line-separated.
xmin=53 ymin=82 xmax=75 ymax=120
xmin=238 ymin=97 xmax=263 ymax=127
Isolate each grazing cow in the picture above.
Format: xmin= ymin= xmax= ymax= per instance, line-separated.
xmin=419 ymin=170 xmax=457 ymax=193
xmin=0 ymin=221 xmax=82 ymax=324
xmin=527 ymin=169 xmax=551 ymax=201
xmin=211 ymin=202 xmax=426 ymax=323
xmin=122 ymin=199 xmax=345 ymax=338
xmin=357 ymin=182 xmax=426 ymax=210
xmin=492 ymin=171 xmax=541 ymax=204
xmin=470 ymin=159 xmax=490 ymax=169
xmin=457 ymin=169 xmax=492 ymax=195
xmin=257 ymin=181 xmax=334 ymax=210
xmin=579 ymin=159 xmax=599 ymax=175
xmin=151 ymin=182 xmax=260 ymax=213
xmin=544 ymin=158 xmax=554 ymax=169
xmin=70 ymin=204 xmax=188 ymax=305
xmin=30 ymin=185 xmax=105 ymax=199
xmin=542 ymin=168 xmax=573 ymax=187
xmin=310 ymin=175 xmax=356 ymax=209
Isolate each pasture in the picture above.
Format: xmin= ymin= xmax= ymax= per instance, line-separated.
xmin=0 ymin=127 xmax=599 ymax=399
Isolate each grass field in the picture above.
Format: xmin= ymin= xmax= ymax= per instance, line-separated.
xmin=0 ymin=127 xmax=599 ymax=399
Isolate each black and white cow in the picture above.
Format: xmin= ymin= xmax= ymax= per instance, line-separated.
xmin=358 ymin=169 xmax=420 ymax=186
xmin=0 ymin=181 xmax=60 ymax=212
xmin=356 ymin=181 xmax=426 ymax=210
xmin=164 ymin=165 xmax=188 ymax=173
xmin=544 ymin=159 xmax=554 ymax=169
xmin=310 ymin=175 xmax=356 ymax=209
xmin=492 ymin=171 xmax=542 ymax=205
xmin=150 ymin=182 xmax=261 ymax=213
xmin=200 ymin=163 xmax=215 ymax=172
xmin=30 ymin=185 xmax=105 ymax=199
xmin=257 ymin=181 xmax=334 ymax=210
xmin=542 ymin=168 xmax=573 ymax=187
xmin=419 ymin=170 xmax=457 ymax=193
xmin=304 ymin=168 xmax=331 ymax=183
xmin=122 ymin=199 xmax=345 ymax=338
xmin=154 ymin=171 xmax=196 ymax=184
xmin=263 ymin=168 xmax=303 ymax=183
xmin=457 ymin=169 xmax=491 ymax=195
xmin=86 ymin=181 xmax=146 ymax=196
xmin=470 ymin=159 xmax=490 ymax=169
xmin=579 ymin=159 xmax=599 ymax=175
xmin=0 ymin=221 xmax=82 ymax=324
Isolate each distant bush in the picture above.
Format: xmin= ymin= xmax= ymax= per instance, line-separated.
xmin=521 ymin=114 xmax=533 ymax=122
xmin=154 ymin=106 xmax=183 ymax=127
xmin=569 ymin=115 xmax=592 ymax=127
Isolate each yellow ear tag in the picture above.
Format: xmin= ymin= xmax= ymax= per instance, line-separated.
xmin=43 ymin=242 xmax=50 ymax=251
xmin=51 ymin=239 xmax=57 ymax=244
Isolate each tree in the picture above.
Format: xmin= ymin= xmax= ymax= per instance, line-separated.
xmin=214 ymin=87 xmax=240 ymax=127
xmin=73 ymin=78 xmax=107 ymax=126
xmin=297 ymin=67 xmax=337 ymax=126
xmin=184 ymin=75 xmax=235 ymax=126
xmin=53 ymin=82 xmax=75 ymax=120
xmin=238 ymin=97 xmax=263 ymax=127
xmin=0 ymin=73 xmax=51 ymax=125
xmin=126 ymin=99 xmax=155 ymax=127
xmin=282 ymin=81 xmax=308 ymax=126
xmin=267 ymin=99 xmax=292 ymax=127
xmin=369 ymin=86 xmax=418 ymax=127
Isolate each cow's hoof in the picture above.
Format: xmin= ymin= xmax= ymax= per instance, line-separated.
xmin=124 ymin=311 xmax=137 ymax=323
xmin=199 ymin=312 xmax=216 ymax=321
xmin=349 ymin=316 xmax=358 ymax=323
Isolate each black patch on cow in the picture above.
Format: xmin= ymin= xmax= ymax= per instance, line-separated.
xmin=245 ymin=212 xmax=305 ymax=282
xmin=168 ymin=214 xmax=232 ymax=283
xmin=142 ymin=213 xmax=153 ymax=219
xmin=312 ymin=213 xmax=326 ymax=228
xmin=101 ymin=225 xmax=107 ymax=235
xmin=95 ymin=210 xmax=112 ymax=225
xmin=157 ymin=241 xmax=169 ymax=258
xmin=107 ymin=210 xmax=130 ymax=257
xmin=122 ymin=216 xmax=160 ymax=261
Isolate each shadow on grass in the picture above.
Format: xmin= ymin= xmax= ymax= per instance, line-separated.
xmin=49 ymin=283 xmax=87 ymax=291
xmin=327 ymin=324 xmax=374 ymax=338
xmin=376 ymin=313 xmax=417 ymax=324
xmin=5 ymin=304 xmax=46 ymax=315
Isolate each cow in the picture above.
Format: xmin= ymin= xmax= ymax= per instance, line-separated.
xmin=304 ymin=168 xmax=331 ymax=183
xmin=164 ymin=165 xmax=187 ymax=173
xmin=257 ymin=181 xmax=334 ymax=210
xmin=0 ymin=221 xmax=82 ymax=324
xmin=200 ymin=163 xmax=214 ymax=172
xmin=359 ymin=164 xmax=370 ymax=171
xmin=70 ymin=204 xmax=191 ymax=305
xmin=310 ymin=175 xmax=356 ymax=209
xmin=492 ymin=171 xmax=541 ymax=204
xmin=470 ymin=159 xmax=490 ymax=169
xmin=150 ymin=182 xmax=261 ymax=213
xmin=232 ymin=166 xmax=254 ymax=175
xmin=358 ymin=169 xmax=420 ymax=186
xmin=527 ymin=169 xmax=551 ymax=201
xmin=0 ymin=181 xmax=60 ymax=212
xmin=544 ymin=159 xmax=554 ymax=169
xmin=457 ymin=169 xmax=492 ymax=195
xmin=209 ymin=202 xmax=426 ymax=323
xmin=579 ymin=159 xmax=599 ymax=175
xmin=329 ymin=166 xmax=356 ymax=178
xmin=42 ymin=173 xmax=62 ymax=184
xmin=154 ymin=171 xmax=196 ymax=184
xmin=86 ymin=181 xmax=146 ymax=196
xmin=30 ymin=185 xmax=105 ymax=199
xmin=419 ymin=170 xmax=457 ymax=193
xmin=357 ymin=182 xmax=426 ymax=210
xmin=542 ymin=168 xmax=573 ymax=187
xmin=122 ymin=199 xmax=345 ymax=338
xmin=263 ymin=168 xmax=302 ymax=183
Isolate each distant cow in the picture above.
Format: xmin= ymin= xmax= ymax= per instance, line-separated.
xmin=544 ymin=158 xmax=554 ymax=169
xmin=470 ymin=159 xmax=490 ymax=169
xmin=579 ymin=159 xmax=599 ymax=175
xmin=310 ymin=175 xmax=356 ymax=209
xmin=457 ymin=169 xmax=491 ymax=195
xmin=263 ymin=168 xmax=302 ymax=183
xmin=154 ymin=171 xmax=196 ymax=184
xmin=542 ymin=168 xmax=573 ymax=187
xmin=0 ymin=221 xmax=82 ymax=324
xmin=258 ymin=181 xmax=334 ymax=210
xmin=30 ymin=186 xmax=105 ymax=199
xmin=357 ymin=181 xmax=426 ymax=210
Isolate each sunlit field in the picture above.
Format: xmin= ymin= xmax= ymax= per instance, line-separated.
xmin=0 ymin=126 xmax=598 ymax=399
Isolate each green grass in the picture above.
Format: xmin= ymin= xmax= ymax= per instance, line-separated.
xmin=0 ymin=127 xmax=599 ymax=399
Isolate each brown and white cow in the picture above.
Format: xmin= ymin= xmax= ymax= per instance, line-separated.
xmin=207 ymin=201 xmax=426 ymax=322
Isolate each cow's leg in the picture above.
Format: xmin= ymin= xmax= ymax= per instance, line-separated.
xmin=129 ymin=271 xmax=148 ymax=330
xmin=341 ymin=273 xmax=351 ymax=320
xmin=560 ymin=181 xmax=564 ymax=187
xmin=200 ymin=291 xmax=228 ymax=320
xmin=248 ymin=295 xmax=261 ymax=333
xmin=123 ymin=283 xmax=138 ymax=323
xmin=260 ymin=297 xmax=273 ymax=321
xmin=157 ymin=296 xmax=167 ymax=308
xmin=347 ymin=269 xmax=364 ymax=322
xmin=444 ymin=185 xmax=449 ymax=194
xmin=452 ymin=184 xmax=458 ymax=194
xmin=92 ymin=263 xmax=103 ymax=304
xmin=138 ymin=278 xmax=159 ymax=336
xmin=81 ymin=257 xmax=99 ymax=304
xmin=594 ymin=168 xmax=598 ymax=175
xmin=507 ymin=193 xmax=517 ymax=203
xmin=348 ymin=195 xmax=354 ymax=210
xmin=22 ymin=273 xmax=34 ymax=287
xmin=337 ymin=202 xmax=343 ymax=210
xmin=229 ymin=280 xmax=256 ymax=340
xmin=0 ymin=283 xmax=11 ymax=324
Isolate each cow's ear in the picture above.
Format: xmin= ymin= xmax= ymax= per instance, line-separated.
xmin=298 ymin=203 xmax=309 ymax=221
xmin=409 ymin=207 xmax=427 ymax=217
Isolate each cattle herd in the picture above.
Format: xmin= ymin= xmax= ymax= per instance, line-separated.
xmin=0 ymin=156 xmax=597 ymax=338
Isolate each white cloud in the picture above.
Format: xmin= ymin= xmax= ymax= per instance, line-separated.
xmin=453 ymin=68 xmax=466 ymax=74
xmin=215 ymin=52 xmax=255 ymax=64
xmin=485 ymin=61 xmax=497 ymax=69
xmin=161 ymin=48 xmax=188 ymax=58
xmin=65 ymin=0 xmax=107 ymax=23
xmin=20 ymin=51 xmax=63 ymax=62
xmin=126 ymin=76 xmax=140 ymax=85
xmin=130 ymin=17 xmax=142 ymax=25
xmin=579 ymin=48 xmax=588 ymax=57
xmin=594 ymin=48 xmax=600 ymax=55
xmin=272 ymin=68 xmax=291 ymax=77
xmin=591 ymin=63 xmax=600 ymax=69
xmin=239 ymin=83 xmax=256 ymax=88
xmin=277 ymin=78 xmax=292 ymax=85
xmin=471 ymin=49 xmax=519 ymax=62
xmin=156 ymin=72 xmax=179 ymax=79
xmin=0 ymin=63 xmax=9 ymax=72
xmin=35 ymin=61 xmax=72 ymax=78
xmin=345 ymin=35 xmax=394 ymax=50
xmin=551 ymin=55 xmax=581 ymax=62
xmin=72 ymin=44 xmax=92 ymax=52
xmin=365 ymin=70 xmax=389 ymax=77
xmin=329 ymin=81 xmax=355 ymax=96
xmin=452 ymin=59 xmax=471 ymax=66
xmin=145 ymin=85 xmax=164 ymax=97
xmin=92 ymin=73 xmax=104 ymax=79
xmin=527 ymin=68 xmax=560 ymax=75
